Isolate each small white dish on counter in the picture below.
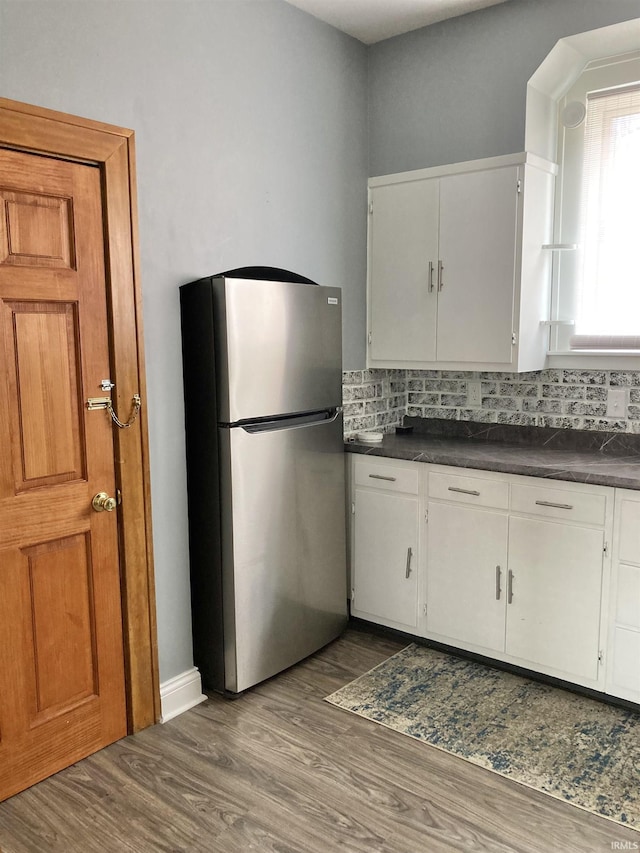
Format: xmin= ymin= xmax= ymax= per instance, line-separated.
xmin=356 ymin=431 xmax=384 ymax=444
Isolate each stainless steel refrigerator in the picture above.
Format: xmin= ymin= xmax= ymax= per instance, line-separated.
xmin=180 ymin=268 xmax=347 ymax=694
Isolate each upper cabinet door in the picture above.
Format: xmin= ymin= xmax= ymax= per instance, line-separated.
xmin=436 ymin=166 xmax=518 ymax=364
xmin=368 ymin=179 xmax=439 ymax=363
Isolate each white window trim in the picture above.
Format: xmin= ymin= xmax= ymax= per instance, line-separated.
xmin=524 ymin=18 xmax=640 ymax=369
xmin=550 ymin=52 xmax=640 ymax=357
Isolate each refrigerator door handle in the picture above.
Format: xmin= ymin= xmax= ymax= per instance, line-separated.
xmin=241 ymin=407 xmax=343 ymax=434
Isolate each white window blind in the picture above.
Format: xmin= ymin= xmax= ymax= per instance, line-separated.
xmin=570 ymin=83 xmax=640 ymax=349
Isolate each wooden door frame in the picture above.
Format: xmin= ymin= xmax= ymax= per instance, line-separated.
xmin=0 ymin=98 xmax=160 ymax=732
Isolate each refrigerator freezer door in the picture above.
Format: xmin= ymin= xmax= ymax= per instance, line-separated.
xmin=218 ymin=413 xmax=347 ymax=693
xmin=213 ymin=277 xmax=343 ymax=422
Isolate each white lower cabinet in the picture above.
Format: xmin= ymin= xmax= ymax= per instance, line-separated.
xmin=349 ymin=455 xmax=620 ymax=696
xmin=507 ymin=515 xmax=604 ymax=683
xmin=427 ymin=472 xmax=611 ymax=689
xmin=607 ymin=489 xmax=640 ymax=702
xmin=426 ymin=473 xmax=508 ymax=653
xmin=350 ymin=457 xmax=420 ymax=632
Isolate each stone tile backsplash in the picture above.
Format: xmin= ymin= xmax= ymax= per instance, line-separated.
xmin=342 ymin=369 xmax=406 ymax=436
xmin=342 ymin=368 xmax=640 ymax=437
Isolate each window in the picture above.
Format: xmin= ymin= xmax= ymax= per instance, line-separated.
xmin=551 ymin=54 xmax=640 ymax=353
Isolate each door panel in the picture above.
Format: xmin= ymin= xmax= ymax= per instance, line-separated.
xmin=219 ymin=415 xmax=347 ymax=693
xmin=369 ymin=179 xmax=439 ymax=363
xmin=6 ymin=301 xmax=85 ymax=488
xmin=507 ymin=516 xmax=604 ymax=681
xmin=0 ymin=148 xmax=126 ymax=801
xmin=353 ymin=489 xmax=419 ymax=629
xmin=213 ymin=278 xmax=343 ymax=423
xmin=437 ymin=167 xmax=517 ymax=364
xmin=0 ymin=189 xmax=75 ymax=269
xmin=23 ymin=534 xmax=97 ymax=722
xmin=426 ymin=501 xmax=508 ymax=653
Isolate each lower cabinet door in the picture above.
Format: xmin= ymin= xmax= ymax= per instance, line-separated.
xmin=607 ymin=490 xmax=640 ymax=701
xmin=353 ymin=489 xmax=418 ymax=629
xmin=426 ymin=502 xmax=508 ymax=653
xmin=507 ymin=516 xmax=604 ymax=682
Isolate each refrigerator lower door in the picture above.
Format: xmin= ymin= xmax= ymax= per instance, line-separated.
xmin=218 ymin=412 xmax=347 ymax=693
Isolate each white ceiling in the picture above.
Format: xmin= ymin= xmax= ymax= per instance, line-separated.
xmin=284 ymin=0 xmax=512 ymax=45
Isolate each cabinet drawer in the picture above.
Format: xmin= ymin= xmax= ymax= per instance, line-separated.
xmin=510 ymin=483 xmax=606 ymax=526
xmin=354 ymin=459 xmax=419 ymax=495
xmin=428 ymin=470 xmax=509 ymax=510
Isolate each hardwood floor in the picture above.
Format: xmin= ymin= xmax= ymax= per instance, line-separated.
xmin=0 ymin=626 xmax=637 ymax=852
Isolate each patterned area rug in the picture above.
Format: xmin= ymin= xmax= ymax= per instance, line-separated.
xmin=325 ymin=644 xmax=640 ymax=828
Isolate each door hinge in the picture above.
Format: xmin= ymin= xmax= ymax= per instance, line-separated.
xmin=424 ymin=509 xmax=428 ymax=523
xmin=368 ymin=331 xmax=372 ymax=345
xmin=511 ymin=331 xmax=517 ymax=345
xmin=369 ymin=200 xmax=373 ymax=215
xmin=423 ymin=603 xmax=427 ymax=616
xmin=598 ymin=649 xmax=604 ymax=664
xmin=351 ymin=589 xmax=355 ymax=606
xmin=517 ymin=178 xmax=522 ymax=194
xmin=604 ymin=542 xmax=609 ymax=556
xmin=351 ymin=501 xmax=355 ymax=515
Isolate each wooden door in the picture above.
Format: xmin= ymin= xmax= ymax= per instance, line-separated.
xmin=352 ymin=488 xmax=418 ymax=630
xmin=368 ymin=178 xmax=439 ymax=364
xmin=436 ymin=166 xmax=517 ymax=364
xmin=0 ymin=148 xmax=127 ymax=801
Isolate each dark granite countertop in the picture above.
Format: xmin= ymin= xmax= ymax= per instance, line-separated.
xmin=345 ymin=418 xmax=640 ymax=491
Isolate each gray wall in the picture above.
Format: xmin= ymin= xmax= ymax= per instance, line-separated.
xmin=368 ymin=0 xmax=640 ymax=177
xmin=3 ymin=0 xmax=639 ymax=688
xmin=0 ymin=0 xmax=368 ymax=682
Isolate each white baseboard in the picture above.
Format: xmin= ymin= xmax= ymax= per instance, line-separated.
xmin=159 ymin=666 xmax=207 ymax=723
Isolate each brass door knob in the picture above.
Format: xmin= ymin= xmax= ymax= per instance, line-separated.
xmin=92 ymin=492 xmax=117 ymax=512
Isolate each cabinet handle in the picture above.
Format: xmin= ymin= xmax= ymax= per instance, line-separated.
xmin=495 ymin=565 xmax=501 ymax=600
xmin=507 ymin=569 xmax=514 ymax=604
xmin=368 ymin=474 xmax=396 ymax=482
xmin=405 ymin=547 xmax=413 ymax=579
xmin=535 ymin=500 xmax=574 ymax=510
xmin=437 ymin=260 xmax=444 ymax=291
xmin=448 ymin=486 xmax=480 ymax=496
xmin=428 ymin=260 xmax=434 ymax=293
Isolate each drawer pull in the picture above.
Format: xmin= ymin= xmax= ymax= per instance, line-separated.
xmin=369 ymin=474 xmax=397 ymax=482
xmin=428 ymin=260 xmax=434 ymax=293
xmin=535 ymin=500 xmax=574 ymax=510
xmin=495 ymin=565 xmax=502 ymax=600
xmin=507 ymin=569 xmax=514 ymax=605
xmin=405 ymin=547 xmax=413 ymax=579
xmin=448 ymin=486 xmax=481 ymax=496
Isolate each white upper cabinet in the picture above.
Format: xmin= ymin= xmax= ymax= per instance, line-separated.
xmin=367 ymin=153 xmax=556 ymax=372
xmin=436 ymin=168 xmax=517 ymax=364
xmin=369 ymin=178 xmax=439 ymax=363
